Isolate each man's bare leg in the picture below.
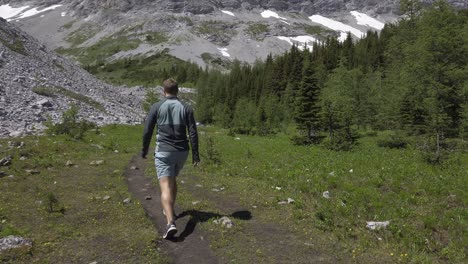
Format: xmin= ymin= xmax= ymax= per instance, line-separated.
xmin=159 ymin=176 xmax=176 ymax=225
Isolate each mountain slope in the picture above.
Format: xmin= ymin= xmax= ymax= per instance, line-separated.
xmin=1 ymin=1 xmax=465 ymax=67
xmin=0 ymin=17 xmax=144 ymax=137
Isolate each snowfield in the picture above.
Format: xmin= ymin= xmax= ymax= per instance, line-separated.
xmin=309 ymin=14 xmax=364 ymax=38
xmin=350 ymin=11 xmax=385 ymax=30
xmin=221 ymin=10 xmax=235 ymax=17
xmin=261 ymin=10 xmax=287 ymax=20
xmin=0 ymin=4 xmax=30 ymax=20
xmin=218 ymin=48 xmax=231 ymax=57
xmin=277 ymin=36 xmax=317 ymax=51
xmin=0 ymin=4 xmax=62 ymax=21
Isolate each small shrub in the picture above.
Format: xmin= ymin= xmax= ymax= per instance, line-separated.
xmin=204 ymin=136 xmax=221 ymax=164
xmin=377 ymin=134 xmax=408 ymax=149
xmin=46 ymin=105 xmax=97 ymax=140
xmin=32 ymin=87 xmax=56 ymax=97
xmin=322 ymin=130 xmax=358 ymax=151
xmin=46 ymin=192 xmax=65 ymax=214
xmin=291 ymin=135 xmax=313 ymax=146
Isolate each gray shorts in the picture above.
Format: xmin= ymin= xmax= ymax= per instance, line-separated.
xmin=155 ymin=151 xmax=189 ymax=179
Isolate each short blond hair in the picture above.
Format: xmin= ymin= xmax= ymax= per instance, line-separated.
xmin=163 ymin=78 xmax=178 ymax=95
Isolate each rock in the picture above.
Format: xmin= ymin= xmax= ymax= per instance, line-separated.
xmin=0 ymin=171 xmax=6 ymax=178
xmin=287 ymin=198 xmax=295 ymax=204
xmin=89 ymin=262 xmax=98 ymax=264
xmin=213 ymin=216 xmax=234 ymax=228
xmin=25 ymin=169 xmax=40 ymax=175
xmin=192 ymin=201 xmax=200 ymax=205
xmin=89 ymin=160 xmax=104 ymax=165
xmin=36 ymin=99 xmax=52 ymax=107
xmin=0 ymin=236 xmax=32 ymax=252
xmin=130 ymin=166 xmax=138 ymax=170
xmin=322 ymin=191 xmax=330 ymax=199
xmin=65 ymin=160 xmax=74 ymax=166
xmin=123 ymin=198 xmax=131 ymax=204
xmin=0 ymin=156 xmax=12 ymax=166
xmin=145 ymin=196 xmax=152 ymax=200
xmin=112 ymin=170 xmax=120 ymax=174
xmin=103 ymin=196 xmax=111 ymax=201
xmin=195 ymin=184 xmax=203 ymax=188
xmin=19 ymin=156 xmax=27 ymax=161
xmin=366 ymin=221 xmax=390 ymax=230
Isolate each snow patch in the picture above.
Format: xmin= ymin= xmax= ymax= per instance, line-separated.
xmin=0 ymin=4 xmax=30 ymax=20
xmin=338 ymin=32 xmax=349 ymax=42
xmin=309 ymin=14 xmax=364 ymax=39
xmin=280 ymin=20 xmax=291 ymax=25
xmin=277 ymin=35 xmax=317 ymax=51
xmin=221 ymin=10 xmax=235 ymax=17
xmin=350 ymin=11 xmax=385 ymax=30
xmin=15 ymin=4 xmax=62 ymax=19
xmin=261 ymin=10 xmax=287 ymax=20
xmin=218 ymin=48 xmax=231 ymax=58
xmin=61 ymin=11 xmax=67 ymax=17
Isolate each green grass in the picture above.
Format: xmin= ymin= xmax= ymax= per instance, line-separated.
xmin=65 ymin=24 xmax=101 ymax=46
xmin=31 ymin=86 xmax=105 ymax=112
xmin=302 ymin=24 xmax=336 ymax=39
xmin=0 ymin=28 xmax=27 ymax=56
xmin=61 ymin=21 xmax=75 ymax=30
xmin=245 ymin=23 xmax=269 ymax=40
xmin=182 ymin=126 xmax=467 ymax=263
xmin=86 ymin=50 xmax=198 ymax=87
xmin=58 ymin=36 xmax=142 ymax=65
xmin=0 ymin=125 xmax=168 ymax=263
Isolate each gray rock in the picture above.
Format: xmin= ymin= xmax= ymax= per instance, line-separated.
xmin=123 ymin=198 xmax=131 ymax=204
xmin=130 ymin=166 xmax=138 ymax=170
xmin=0 ymin=171 xmax=6 ymax=178
xmin=65 ymin=160 xmax=74 ymax=166
xmin=213 ymin=216 xmax=234 ymax=228
xmin=145 ymin=196 xmax=152 ymax=200
xmin=103 ymin=195 xmax=111 ymax=201
xmin=36 ymin=99 xmax=52 ymax=107
xmin=0 ymin=236 xmax=32 ymax=252
xmin=89 ymin=160 xmax=104 ymax=165
xmin=25 ymin=169 xmax=40 ymax=175
xmin=0 ymin=156 xmax=12 ymax=166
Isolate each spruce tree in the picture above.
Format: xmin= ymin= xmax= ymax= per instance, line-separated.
xmin=294 ymin=56 xmax=321 ymax=141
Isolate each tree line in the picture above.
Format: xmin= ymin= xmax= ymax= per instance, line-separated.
xmin=195 ymin=0 xmax=467 ymax=155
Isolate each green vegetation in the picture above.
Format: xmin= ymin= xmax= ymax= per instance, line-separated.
xmin=0 ymin=29 xmax=27 ymax=56
xmin=303 ymin=24 xmax=336 ymax=39
xmin=195 ymin=1 xmax=467 ymax=158
xmin=45 ymin=105 xmax=97 ymax=140
xmin=32 ymin=86 xmax=105 ymax=112
xmin=58 ymin=35 xmax=142 ymax=65
xmin=245 ymin=23 xmax=268 ymax=40
xmin=0 ymin=125 xmax=168 ymax=263
xmin=60 ymin=21 xmax=75 ymax=30
xmin=65 ymin=23 xmax=101 ymax=46
xmin=193 ymin=20 xmax=236 ymax=45
xmin=200 ymin=52 xmax=231 ymax=69
xmin=184 ymin=126 xmax=467 ymax=263
xmin=86 ymin=50 xmax=201 ymax=87
xmin=144 ymin=32 xmax=168 ymax=45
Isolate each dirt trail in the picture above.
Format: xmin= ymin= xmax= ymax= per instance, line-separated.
xmin=125 ymin=155 xmax=335 ymax=263
xmin=124 ymin=155 xmax=219 ymax=264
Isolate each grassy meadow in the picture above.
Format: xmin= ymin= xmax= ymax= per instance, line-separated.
xmin=0 ymin=125 xmax=167 ymax=263
xmin=1 ymin=123 xmax=466 ymax=263
xmin=184 ymin=126 xmax=467 ymax=263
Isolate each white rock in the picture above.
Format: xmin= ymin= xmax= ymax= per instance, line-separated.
xmin=366 ymin=221 xmax=390 ymax=230
xmin=322 ymin=191 xmax=330 ymax=199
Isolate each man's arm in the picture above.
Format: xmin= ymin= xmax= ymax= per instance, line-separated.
xmin=186 ymin=106 xmax=200 ymax=165
xmin=142 ymin=104 xmax=159 ymax=158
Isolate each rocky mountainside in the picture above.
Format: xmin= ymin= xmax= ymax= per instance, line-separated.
xmin=0 ymin=17 xmax=145 ymax=137
xmin=0 ymin=1 xmax=465 ymax=67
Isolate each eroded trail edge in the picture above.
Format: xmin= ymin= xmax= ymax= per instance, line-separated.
xmin=124 ymin=155 xmax=219 ymax=264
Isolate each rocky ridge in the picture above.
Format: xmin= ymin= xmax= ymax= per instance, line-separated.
xmin=0 ymin=17 xmax=145 ymax=138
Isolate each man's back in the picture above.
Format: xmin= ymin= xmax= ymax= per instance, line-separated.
xmin=142 ymin=96 xmax=199 ymax=158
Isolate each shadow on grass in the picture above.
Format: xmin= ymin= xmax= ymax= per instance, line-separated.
xmin=170 ymin=210 xmax=252 ymax=242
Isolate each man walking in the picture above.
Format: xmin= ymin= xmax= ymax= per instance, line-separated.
xmin=142 ymin=78 xmax=200 ymax=239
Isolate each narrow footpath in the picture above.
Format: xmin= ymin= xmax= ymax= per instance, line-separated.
xmin=124 ymin=155 xmax=219 ymax=264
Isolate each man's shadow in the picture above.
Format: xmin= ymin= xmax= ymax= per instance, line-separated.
xmin=169 ymin=210 xmax=252 ymax=242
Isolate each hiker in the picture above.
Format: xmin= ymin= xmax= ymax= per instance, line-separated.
xmin=142 ymin=78 xmax=200 ymax=239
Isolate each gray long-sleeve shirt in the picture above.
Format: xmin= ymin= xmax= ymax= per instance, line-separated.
xmin=142 ymin=96 xmax=199 ymax=162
